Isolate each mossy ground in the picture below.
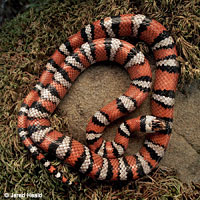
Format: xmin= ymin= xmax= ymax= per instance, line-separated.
xmin=0 ymin=0 xmax=199 ymax=199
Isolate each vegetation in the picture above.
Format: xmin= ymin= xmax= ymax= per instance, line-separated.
xmin=0 ymin=0 xmax=199 ymax=199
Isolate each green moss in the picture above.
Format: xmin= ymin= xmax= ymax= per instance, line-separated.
xmin=0 ymin=0 xmax=199 ymax=199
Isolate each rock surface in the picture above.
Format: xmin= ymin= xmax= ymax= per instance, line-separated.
xmin=58 ymin=62 xmax=200 ymax=183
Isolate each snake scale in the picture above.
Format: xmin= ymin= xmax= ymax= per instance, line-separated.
xmin=18 ymin=14 xmax=180 ymax=184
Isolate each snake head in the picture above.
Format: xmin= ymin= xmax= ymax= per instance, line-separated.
xmin=152 ymin=119 xmax=171 ymax=134
xmin=143 ymin=115 xmax=171 ymax=134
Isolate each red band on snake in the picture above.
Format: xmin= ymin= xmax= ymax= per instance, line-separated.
xmin=18 ymin=14 xmax=179 ymax=183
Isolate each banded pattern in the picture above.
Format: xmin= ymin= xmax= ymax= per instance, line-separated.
xmin=18 ymin=14 xmax=179 ymax=183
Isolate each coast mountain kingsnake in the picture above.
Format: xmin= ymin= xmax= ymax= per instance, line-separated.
xmin=18 ymin=14 xmax=179 ymax=184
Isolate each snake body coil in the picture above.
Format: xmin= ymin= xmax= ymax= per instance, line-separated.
xmin=18 ymin=14 xmax=179 ymax=183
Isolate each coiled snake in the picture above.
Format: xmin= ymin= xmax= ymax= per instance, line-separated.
xmin=18 ymin=14 xmax=179 ymax=184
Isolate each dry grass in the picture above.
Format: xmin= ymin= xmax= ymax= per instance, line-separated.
xmin=0 ymin=0 xmax=199 ymax=199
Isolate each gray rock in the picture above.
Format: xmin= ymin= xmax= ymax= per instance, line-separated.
xmin=58 ymin=62 xmax=200 ymax=183
xmin=162 ymin=81 xmax=200 ymax=183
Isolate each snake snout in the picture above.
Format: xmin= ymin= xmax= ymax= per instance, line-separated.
xmin=151 ymin=118 xmax=171 ymax=134
xmin=144 ymin=115 xmax=171 ymax=134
